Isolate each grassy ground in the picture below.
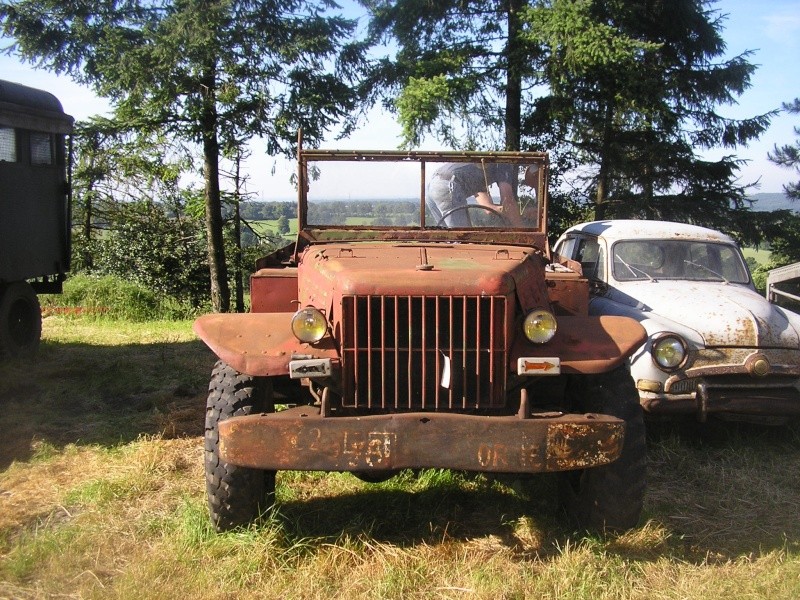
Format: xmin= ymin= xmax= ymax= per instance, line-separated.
xmin=1 ymin=317 xmax=799 ymax=599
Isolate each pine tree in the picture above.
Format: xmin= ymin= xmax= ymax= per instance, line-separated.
xmin=1 ymin=0 xmax=365 ymax=311
xmin=769 ymin=99 xmax=800 ymax=203
xmin=529 ymin=0 xmax=775 ymax=229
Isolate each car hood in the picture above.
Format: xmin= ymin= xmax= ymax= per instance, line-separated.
xmin=603 ymin=280 xmax=800 ymax=348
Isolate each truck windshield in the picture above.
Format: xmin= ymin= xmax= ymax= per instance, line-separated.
xmin=303 ymin=155 xmax=544 ymax=231
xmin=612 ymin=240 xmax=750 ymax=283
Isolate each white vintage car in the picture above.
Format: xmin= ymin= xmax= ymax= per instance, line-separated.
xmin=554 ymin=220 xmax=800 ymax=422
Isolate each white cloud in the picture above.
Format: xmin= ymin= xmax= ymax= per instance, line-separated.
xmin=761 ymin=10 xmax=800 ymax=46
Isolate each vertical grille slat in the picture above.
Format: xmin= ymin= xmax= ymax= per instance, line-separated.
xmin=342 ymin=295 xmax=507 ymax=411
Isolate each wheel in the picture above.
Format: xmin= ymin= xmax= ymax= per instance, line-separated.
xmin=436 ymin=204 xmax=509 ymax=227
xmin=558 ymin=364 xmax=647 ymax=531
xmin=205 ymin=360 xmax=276 ymax=531
xmin=353 ymin=471 xmax=399 ymax=484
xmin=0 ymin=282 xmax=42 ymax=358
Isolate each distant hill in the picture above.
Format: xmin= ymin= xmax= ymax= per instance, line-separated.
xmin=747 ymin=192 xmax=798 ymax=213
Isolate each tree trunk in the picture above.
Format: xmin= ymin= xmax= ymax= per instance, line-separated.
xmin=504 ymin=0 xmax=523 ymax=152
xmin=82 ymin=184 xmax=94 ymax=270
xmin=595 ymin=101 xmax=615 ymax=221
xmin=201 ymin=64 xmax=230 ymax=313
xmin=232 ymin=156 xmax=245 ymax=313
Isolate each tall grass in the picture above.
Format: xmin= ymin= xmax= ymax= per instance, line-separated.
xmin=40 ymin=274 xmax=208 ymax=321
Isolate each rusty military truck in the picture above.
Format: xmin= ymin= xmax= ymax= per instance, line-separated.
xmin=0 ymin=80 xmax=73 ymax=357
xmin=194 ymin=148 xmax=648 ymax=532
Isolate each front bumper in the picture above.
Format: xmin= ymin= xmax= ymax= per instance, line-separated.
xmin=218 ymin=407 xmax=625 ymax=474
xmin=640 ymin=380 xmax=800 ymax=419
xmin=638 ymin=348 xmax=800 ymax=420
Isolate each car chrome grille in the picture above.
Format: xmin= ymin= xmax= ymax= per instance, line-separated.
xmin=668 ymin=378 xmax=699 ymax=394
xmin=341 ymin=295 xmax=508 ymax=410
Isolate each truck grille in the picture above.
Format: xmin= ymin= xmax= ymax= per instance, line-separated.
xmin=341 ymin=295 xmax=508 ymax=410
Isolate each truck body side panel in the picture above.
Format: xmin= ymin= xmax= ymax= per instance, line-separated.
xmin=250 ymin=268 xmax=298 ymax=313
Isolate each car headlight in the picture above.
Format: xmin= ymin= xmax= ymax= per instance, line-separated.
xmin=523 ymin=309 xmax=557 ymax=344
xmin=291 ymin=306 xmax=328 ymax=343
xmin=651 ymin=334 xmax=687 ymax=370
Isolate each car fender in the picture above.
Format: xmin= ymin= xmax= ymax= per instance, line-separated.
xmin=512 ymin=315 xmax=647 ymax=374
xmin=193 ymin=312 xmax=339 ymax=377
xmin=590 ymin=295 xmax=705 ymax=345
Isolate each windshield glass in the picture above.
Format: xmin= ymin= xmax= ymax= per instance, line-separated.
xmin=304 ymin=156 xmax=543 ymax=230
xmin=612 ymin=240 xmax=750 ymax=283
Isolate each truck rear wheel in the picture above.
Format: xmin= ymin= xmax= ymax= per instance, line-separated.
xmin=0 ymin=281 xmax=41 ymax=358
xmin=205 ymin=361 xmax=276 ymax=532
xmin=559 ymin=364 xmax=647 ymax=531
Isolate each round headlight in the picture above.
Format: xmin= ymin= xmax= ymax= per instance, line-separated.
xmin=651 ymin=335 xmax=687 ymax=370
xmin=291 ymin=306 xmax=328 ymax=343
xmin=523 ymin=309 xmax=557 ymax=344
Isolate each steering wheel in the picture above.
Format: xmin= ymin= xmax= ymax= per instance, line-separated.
xmin=436 ymin=204 xmax=509 ymax=227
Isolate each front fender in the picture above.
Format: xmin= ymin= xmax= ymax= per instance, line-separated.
xmin=512 ymin=315 xmax=647 ymax=374
xmin=193 ymin=313 xmax=339 ymax=377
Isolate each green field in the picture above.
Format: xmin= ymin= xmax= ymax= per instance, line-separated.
xmin=742 ymin=246 xmax=772 ymax=266
xmin=249 ymin=218 xmax=299 ymax=239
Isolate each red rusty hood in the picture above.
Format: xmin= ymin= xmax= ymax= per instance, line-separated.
xmin=297 ymin=242 xmax=542 ymax=302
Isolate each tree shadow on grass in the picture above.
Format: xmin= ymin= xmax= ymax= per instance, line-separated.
xmin=272 ymin=471 xmax=564 ymax=560
xmin=0 ymin=338 xmax=214 ymax=468
xmin=266 ymin=417 xmax=800 ymax=565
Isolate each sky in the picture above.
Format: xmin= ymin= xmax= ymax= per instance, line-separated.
xmin=1 ymin=0 xmax=798 ymax=200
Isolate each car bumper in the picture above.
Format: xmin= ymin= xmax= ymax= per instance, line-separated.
xmin=218 ymin=407 xmax=625 ymax=474
xmin=640 ymin=380 xmax=800 ymax=419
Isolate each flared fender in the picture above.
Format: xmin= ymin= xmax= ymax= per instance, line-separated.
xmin=193 ymin=312 xmax=339 ymax=377
xmin=512 ymin=315 xmax=647 ymax=374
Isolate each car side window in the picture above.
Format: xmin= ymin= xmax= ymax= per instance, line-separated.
xmin=576 ymin=237 xmax=604 ymax=280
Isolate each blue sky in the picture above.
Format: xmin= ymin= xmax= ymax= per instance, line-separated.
xmin=1 ymin=0 xmax=798 ymax=198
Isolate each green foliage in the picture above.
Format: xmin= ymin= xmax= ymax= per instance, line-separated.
xmin=84 ymin=200 xmax=211 ymax=309
xmin=526 ymin=0 xmax=660 ymax=78
xmin=363 ymin=0 xmax=772 ymax=236
xmin=528 ymin=0 xmax=773 ymax=227
xmin=395 ymin=75 xmax=455 ymax=148
xmin=276 ymin=214 xmax=290 ymax=235
xmin=363 ymin=0 xmax=534 ymax=150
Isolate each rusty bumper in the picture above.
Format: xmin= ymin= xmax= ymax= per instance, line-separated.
xmin=642 ymin=382 xmax=800 ymax=418
xmin=218 ymin=408 xmax=625 ymax=474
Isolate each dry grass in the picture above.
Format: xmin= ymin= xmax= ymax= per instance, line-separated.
xmin=1 ymin=317 xmax=799 ymax=599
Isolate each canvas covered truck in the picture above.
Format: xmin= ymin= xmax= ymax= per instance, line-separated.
xmin=194 ymin=147 xmax=649 ymax=532
xmin=0 ymin=79 xmax=73 ymax=357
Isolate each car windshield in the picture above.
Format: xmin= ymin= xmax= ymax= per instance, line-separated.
xmin=302 ymin=153 xmax=545 ymax=231
xmin=612 ymin=240 xmax=750 ymax=283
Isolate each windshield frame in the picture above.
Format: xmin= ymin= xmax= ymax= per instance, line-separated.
xmin=296 ymin=149 xmax=550 ymax=248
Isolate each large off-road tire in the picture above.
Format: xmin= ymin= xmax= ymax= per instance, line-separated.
xmin=205 ymin=360 xmax=276 ymax=532
xmin=559 ymin=364 xmax=647 ymax=532
xmin=0 ymin=282 xmax=42 ymax=358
